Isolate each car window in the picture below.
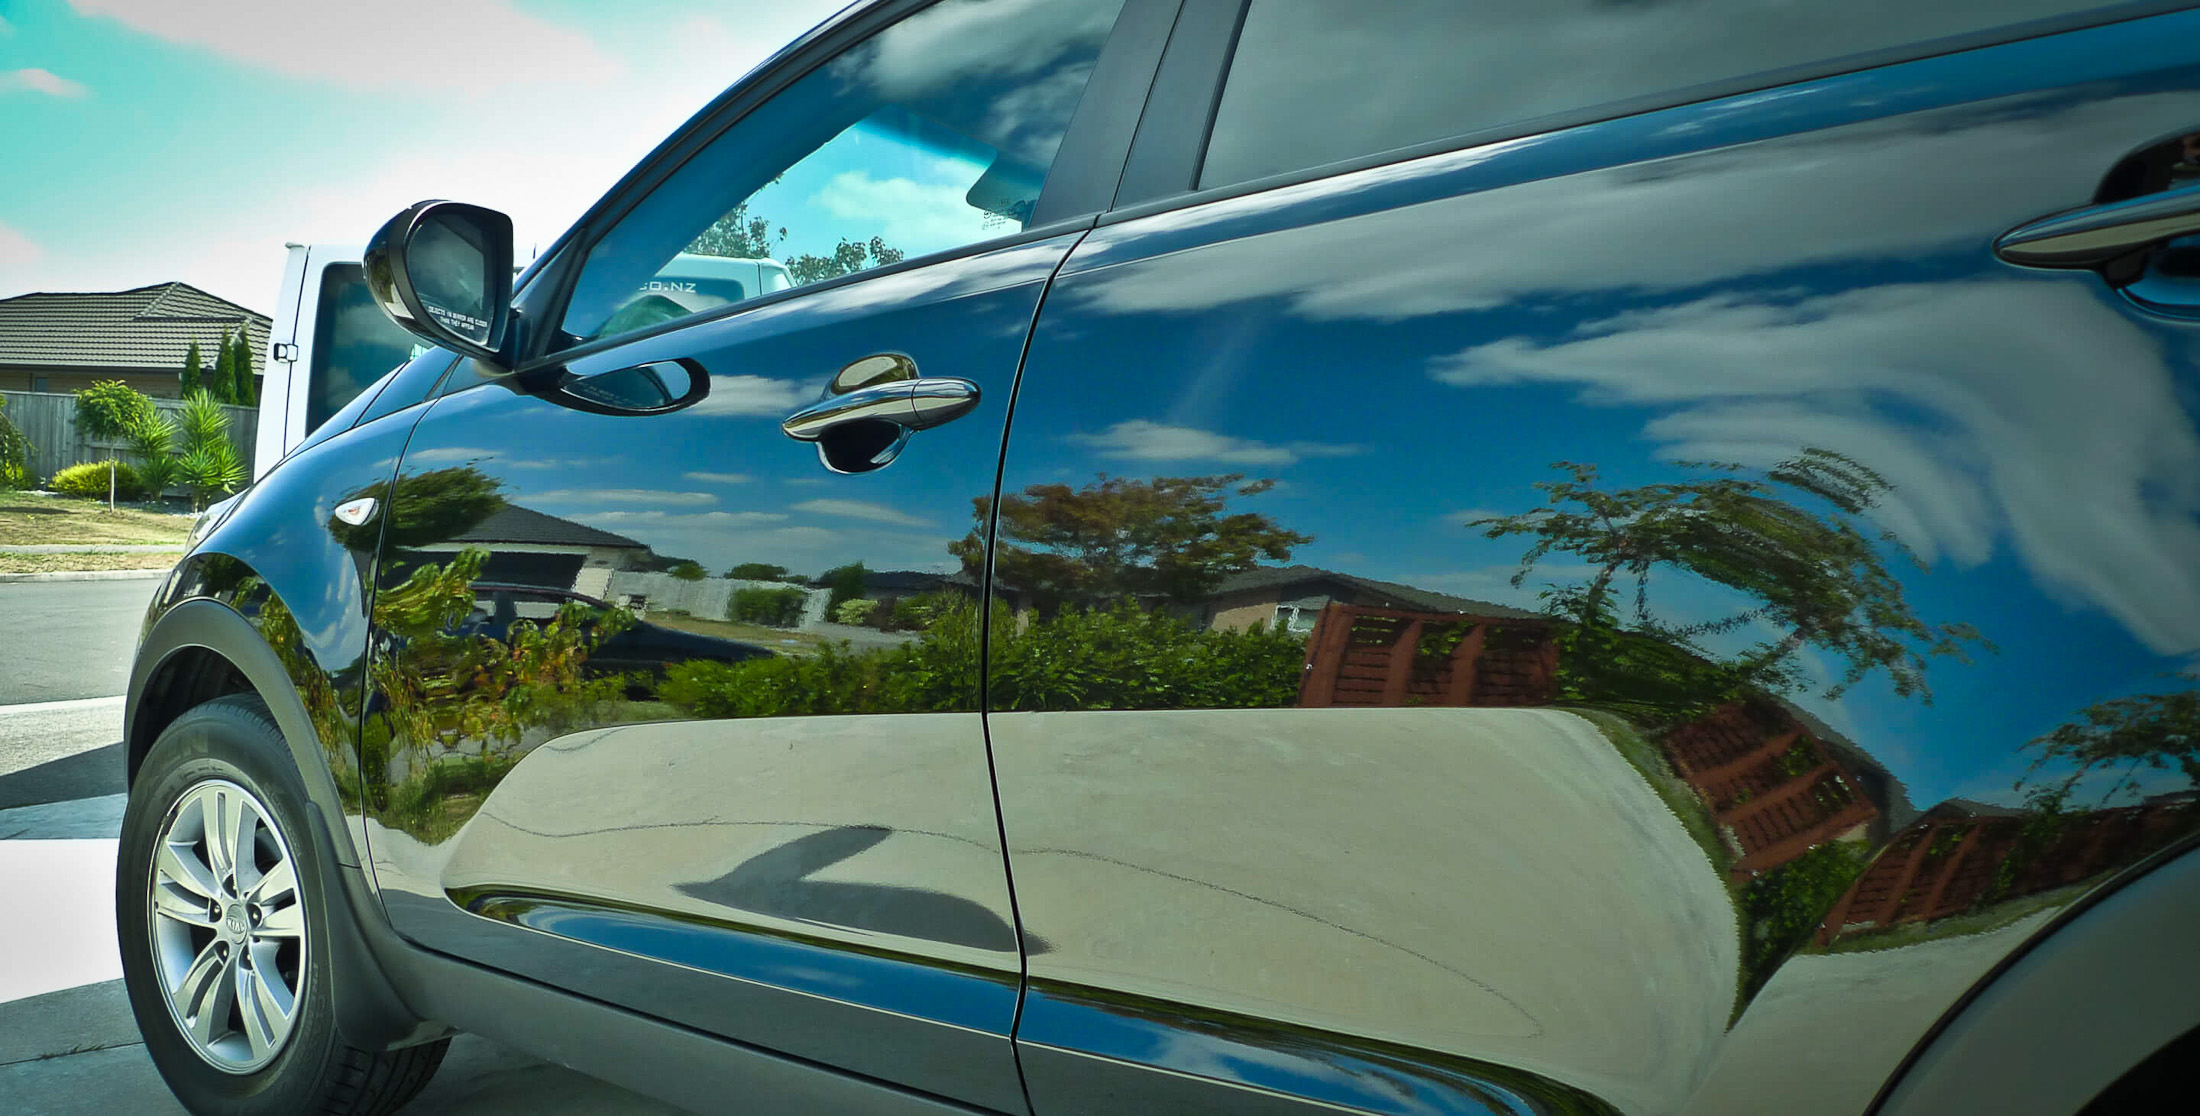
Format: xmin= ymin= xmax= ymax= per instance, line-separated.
xmin=1199 ymin=0 xmax=2121 ymax=189
xmin=560 ymin=0 xmax=1127 ymax=345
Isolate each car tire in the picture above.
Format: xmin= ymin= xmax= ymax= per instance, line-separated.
xmin=116 ymin=693 xmax=448 ymax=1115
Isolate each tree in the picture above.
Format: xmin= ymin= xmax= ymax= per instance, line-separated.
xmin=328 ymin=465 xmax=506 ymax=551
xmin=179 ymin=341 xmax=204 ymax=396
xmin=689 ymin=204 xmax=783 ymax=259
xmin=123 ymin=407 xmax=179 ymax=499
xmin=787 ymin=236 xmax=904 ymax=285
xmin=230 ymin=330 xmax=257 ymax=405
xmin=73 ymin=380 xmax=154 ymax=440
xmin=1473 ymin=450 xmax=1986 ymax=702
xmin=205 ymin=332 xmax=235 ymax=403
xmin=955 ymin=474 xmax=1312 ymax=612
xmin=725 ymin=562 xmax=791 ymax=581
xmin=2019 ymin=676 xmax=2199 ymax=804
xmin=818 ymin=561 xmax=870 ymax=611
xmin=667 ymin=560 xmax=708 ymax=581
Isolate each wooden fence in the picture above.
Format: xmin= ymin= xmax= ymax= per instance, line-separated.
xmin=0 ymin=390 xmax=257 ymax=483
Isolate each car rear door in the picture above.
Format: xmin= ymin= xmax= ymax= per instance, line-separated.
xmin=990 ymin=3 xmax=2200 ymax=1113
xmin=354 ymin=2 xmax=1174 ymax=1109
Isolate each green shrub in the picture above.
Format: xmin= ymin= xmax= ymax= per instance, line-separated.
xmin=0 ymin=395 xmax=31 ymax=490
xmin=835 ymin=598 xmax=879 ymax=626
xmin=819 ymin=561 xmax=868 ymax=610
xmin=729 ymin=586 xmax=807 ymax=628
xmin=73 ymin=380 xmax=155 ymax=440
xmin=124 ymin=408 xmax=179 ymax=497
xmin=667 ymin=560 xmax=707 ymax=581
xmin=49 ymin=459 xmax=147 ymax=500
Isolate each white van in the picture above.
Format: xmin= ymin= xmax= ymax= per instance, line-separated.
xmin=254 ymin=247 xmax=791 ymax=477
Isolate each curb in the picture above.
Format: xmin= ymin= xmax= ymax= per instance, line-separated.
xmin=0 ymin=695 xmax=124 ymax=716
xmin=0 ymin=570 xmax=168 ymax=584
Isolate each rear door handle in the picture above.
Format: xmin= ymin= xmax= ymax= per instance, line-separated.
xmin=1996 ymin=183 xmax=2200 ymax=268
xmin=780 ymin=377 xmax=980 ymax=441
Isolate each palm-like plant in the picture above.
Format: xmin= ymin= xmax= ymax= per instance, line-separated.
xmin=175 ymin=391 xmax=246 ymax=510
xmin=124 ymin=408 xmax=180 ymax=499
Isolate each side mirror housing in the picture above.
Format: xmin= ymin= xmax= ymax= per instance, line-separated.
xmin=364 ymin=200 xmax=515 ymax=368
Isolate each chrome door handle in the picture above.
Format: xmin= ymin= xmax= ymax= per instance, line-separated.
xmin=780 ymin=377 xmax=980 ymax=441
xmin=1996 ymin=183 xmax=2200 ymax=268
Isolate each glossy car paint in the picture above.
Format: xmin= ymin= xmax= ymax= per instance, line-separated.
xmin=347 ymin=233 xmax=1081 ymax=1113
xmin=117 ymin=1 xmax=2200 ymax=1113
xmin=988 ymin=9 xmax=2200 ymax=1115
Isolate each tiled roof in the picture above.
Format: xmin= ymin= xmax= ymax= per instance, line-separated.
xmin=0 ymin=283 xmax=269 ymax=375
xmin=452 ymin=505 xmax=648 ymax=550
xmin=1212 ymin=564 xmax=1542 ymax=619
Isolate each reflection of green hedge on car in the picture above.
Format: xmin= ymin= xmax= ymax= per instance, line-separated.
xmin=664 ymin=599 xmax=1306 ymax=718
xmin=729 ymin=586 xmax=808 ymax=628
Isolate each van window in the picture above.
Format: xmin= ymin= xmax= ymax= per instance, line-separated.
xmin=561 ymin=0 xmax=1125 ymax=344
xmin=1200 ymin=0 xmax=2119 ymax=189
xmin=308 ymin=263 xmax=424 ymax=434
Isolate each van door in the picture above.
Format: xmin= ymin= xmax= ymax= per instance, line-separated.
xmin=255 ymin=245 xmax=420 ymax=476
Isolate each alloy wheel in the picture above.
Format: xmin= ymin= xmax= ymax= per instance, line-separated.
xmin=146 ymin=778 xmax=307 ymax=1073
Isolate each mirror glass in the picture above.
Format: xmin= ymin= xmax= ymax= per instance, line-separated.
xmin=410 ymin=213 xmax=494 ymax=346
xmin=564 ymin=361 xmax=694 ymax=411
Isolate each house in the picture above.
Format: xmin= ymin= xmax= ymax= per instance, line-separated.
xmin=403 ymin=505 xmax=652 ymax=598
xmin=1200 ymin=565 xmax=1541 ymax=634
xmin=0 ymin=282 xmax=269 ymax=397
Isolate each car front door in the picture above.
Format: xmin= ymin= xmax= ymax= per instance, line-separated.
xmin=990 ymin=2 xmax=2200 ymax=1114
xmin=352 ymin=1 xmax=1158 ymax=1108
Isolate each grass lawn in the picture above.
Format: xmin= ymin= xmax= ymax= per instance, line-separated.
xmin=0 ymin=551 xmax=180 ymax=573
xmin=646 ymin=612 xmax=830 ymax=654
xmin=0 ymin=490 xmax=193 ymax=546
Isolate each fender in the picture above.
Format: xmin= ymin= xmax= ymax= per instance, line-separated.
xmin=126 ymin=595 xmax=446 ymax=1050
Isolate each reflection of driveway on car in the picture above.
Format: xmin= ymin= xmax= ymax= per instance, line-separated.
xmin=466 ymin=582 xmax=772 ymax=680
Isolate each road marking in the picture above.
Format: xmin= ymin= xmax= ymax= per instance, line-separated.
xmin=0 ymin=695 xmax=123 ymax=718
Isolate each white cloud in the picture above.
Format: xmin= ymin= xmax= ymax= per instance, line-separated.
xmin=533 ymin=489 xmax=716 ymax=506
xmin=65 ymin=0 xmax=618 ymax=95
xmin=791 ymin=499 xmax=931 ymax=528
xmin=1066 ymin=91 xmax=2200 ymax=323
xmin=683 ymin=471 xmax=752 ymax=485
xmin=1069 ymin=420 xmax=1360 ymax=467
xmin=0 ymin=222 xmax=40 ymax=266
xmin=1432 ymin=280 xmax=2200 ymax=657
xmin=579 ymin=509 xmax=785 ymax=526
xmin=691 ymin=374 xmax=811 ymax=416
xmin=0 ymin=68 xmax=87 ymax=97
xmin=814 ymin=171 xmax=993 ymax=258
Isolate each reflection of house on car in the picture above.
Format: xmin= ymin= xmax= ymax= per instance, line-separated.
xmin=1816 ymin=790 xmax=2199 ymax=945
xmin=407 ymin=506 xmax=649 ymax=598
xmin=1201 ymin=565 xmax=1542 ymax=634
xmin=1267 ymin=566 xmax=1908 ymax=878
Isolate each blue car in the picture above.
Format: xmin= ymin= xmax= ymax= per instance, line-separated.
xmin=117 ymin=1 xmax=2200 ymax=1113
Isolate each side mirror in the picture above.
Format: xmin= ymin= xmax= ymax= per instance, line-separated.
xmin=535 ymin=359 xmax=711 ymax=417
xmin=364 ymin=200 xmax=515 ymax=367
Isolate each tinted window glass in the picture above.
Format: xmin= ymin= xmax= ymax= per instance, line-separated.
xmin=561 ymin=0 xmax=1125 ymax=344
xmin=308 ymin=263 xmax=425 ymax=434
xmin=1201 ymin=0 xmax=2116 ymax=188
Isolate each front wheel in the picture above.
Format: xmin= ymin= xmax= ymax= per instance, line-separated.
xmin=117 ymin=694 xmax=447 ymax=1114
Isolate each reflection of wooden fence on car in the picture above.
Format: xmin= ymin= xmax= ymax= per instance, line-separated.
xmin=1297 ymin=604 xmax=1558 ymax=708
xmin=1815 ymin=796 xmax=2199 ymax=944
xmin=1661 ymin=699 xmax=1879 ymax=875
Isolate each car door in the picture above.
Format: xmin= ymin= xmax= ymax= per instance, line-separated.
xmin=989 ymin=2 xmax=2200 ymax=1114
xmin=351 ymin=1 xmax=1165 ymax=1108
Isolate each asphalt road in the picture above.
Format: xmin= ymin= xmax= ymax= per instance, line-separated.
xmin=0 ymin=577 xmax=163 ymax=705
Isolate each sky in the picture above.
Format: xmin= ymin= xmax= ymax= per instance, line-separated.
xmin=0 ymin=0 xmax=847 ymax=312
